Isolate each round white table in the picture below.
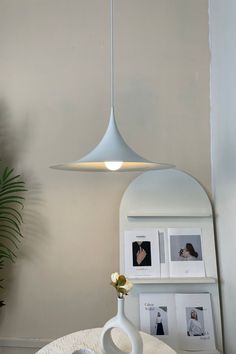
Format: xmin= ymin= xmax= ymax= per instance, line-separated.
xmin=36 ymin=327 xmax=177 ymax=354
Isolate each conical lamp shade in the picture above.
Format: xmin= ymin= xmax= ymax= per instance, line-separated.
xmin=51 ymin=107 xmax=173 ymax=172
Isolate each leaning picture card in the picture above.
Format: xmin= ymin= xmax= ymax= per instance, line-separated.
xmin=158 ymin=229 xmax=169 ymax=278
xmin=139 ymin=293 xmax=178 ymax=349
xmin=124 ymin=229 xmax=160 ymax=278
xmin=168 ymin=228 xmax=205 ymax=277
xmin=140 ymin=293 xmax=216 ymax=352
xmin=175 ymin=293 xmax=216 ymax=351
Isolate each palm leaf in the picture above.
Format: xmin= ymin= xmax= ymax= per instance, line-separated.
xmin=0 ymin=206 xmax=24 ymax=223
xmin=0 ymin=233 xmax=19 ymax=248
xmin=0 ymin=166 xmax=26 ymax=306
xmin=2 ymin=167 xmax=14 ymax=181
xmin=0 ymin=212 xmax=22 ymax=226
xmin=2 ymin=174 xmax=22 ymax=184
xmin=0 ymin=188 xmax=27 ymax=198
xmin=0 ymin=216 xmax=21 ymax=231
xmin=0 ymin=248 xmax=15 ymax=261
xmin=0 ymin=199 xmax=25 ymax=208
xmin=0 ymin=225 xmax=23 ymax=238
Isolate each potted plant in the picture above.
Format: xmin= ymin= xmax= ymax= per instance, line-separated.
xmin=0 ymin=166 xmax=26 ymax=307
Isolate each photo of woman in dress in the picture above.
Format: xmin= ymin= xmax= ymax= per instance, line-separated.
xmin=187 ymin=308 xmax=204 ymax=336
xmin=149 ymin=306 xmax=168 ymax=336
xmin=156 ymin=312 xmax=164 ymax=335
xmin=132 ymin=241 xmax=151 ymax=266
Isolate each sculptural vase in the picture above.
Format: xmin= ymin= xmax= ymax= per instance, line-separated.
xmin=101 ymin=297 xmax=143 ymax=354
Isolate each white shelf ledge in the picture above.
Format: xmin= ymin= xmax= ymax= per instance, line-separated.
xmin=130 ymin=277 xmax=217 ymax=284
xmin=127 ymin=211 xmax=212 ymax=218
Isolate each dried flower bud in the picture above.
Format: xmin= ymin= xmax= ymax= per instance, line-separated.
xmin=110 ymin=272 xmax=133 ymax=298
xmin=111 ymin=272 xmax=119 ymax=284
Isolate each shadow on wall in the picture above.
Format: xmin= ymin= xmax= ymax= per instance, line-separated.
xmin=0 ymin=101 xmax=28 ymax=166
xmin=0 ymin=99 xmax=50 ymax=319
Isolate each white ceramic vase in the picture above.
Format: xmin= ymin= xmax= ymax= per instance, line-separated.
xmin=101 ymin=297 xmax=143 ymax=354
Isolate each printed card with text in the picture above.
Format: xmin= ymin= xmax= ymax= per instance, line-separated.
xmin=124 ymin=229 xmax=160 ymax=278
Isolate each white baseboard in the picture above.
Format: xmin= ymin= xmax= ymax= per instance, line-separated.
xmin=0 ymin=337 xmax=51 ymax=349
xmin=177 ymin=351 xmax=221 ymax=354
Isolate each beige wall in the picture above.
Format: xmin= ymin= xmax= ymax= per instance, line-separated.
xmin=0 ymin=0 xmax=211 ymax=348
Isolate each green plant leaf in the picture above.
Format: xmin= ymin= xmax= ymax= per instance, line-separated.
xmin=3 ymin=174 xmax=22 ymax=185
xmin=0 ymin=207 xmax=24 ymax=223
xmin=0 ymin=216 xmax=21 ymax=231
xmin=1 ymin=181 xmax=25 ymax=189
xmin=0 ymin=224 xmax=23 ymax=237
xmin=0 ymin=199 xmax=25 ymax=208
xmin=0 ymin=229 xmax=22 ymax=243
xmin=0 ymin=248 xmax=15 ymax=261
xmin=0 ymin=234 xmax=19 ymax=248
xmin=0 ymin=166 xmax=26 ymax=304
xmin=2 ymin=167 xmax=13 ymax=181
xmin=0 ymin=188 xmax=27 ymax=198
xmin=0 ymin=213 xmax=22 ymax=227
xmin=0 ymin=195 xmax=25 ymax=201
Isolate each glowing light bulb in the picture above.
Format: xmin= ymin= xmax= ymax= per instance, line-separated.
xmin=105 ymin=161 xmax=123 ymax=171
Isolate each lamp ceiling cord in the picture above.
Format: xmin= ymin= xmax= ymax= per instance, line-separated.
xmin=110 ymin=0 xmax=114 ymax=110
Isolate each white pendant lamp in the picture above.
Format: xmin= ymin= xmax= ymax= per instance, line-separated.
xmin=51 ymin=0 xmax=173 ymax=172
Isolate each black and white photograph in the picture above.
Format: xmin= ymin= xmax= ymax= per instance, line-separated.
xmin=186 ymin=307 xmax=205 ymax=336
xmin=175 ymin=293 xmax=216 ymax=351
xmin=132 ymin=241 xmax=152 ymax=267
xmin=170 ymin=234 xmax=203 ymax=262
xmin=140 ymin=293 xmax=177 ymax=349
xmin=150 ymin=306 xmax=168 ymax=336
xmin=124 ymin=229 xmax=160 ymax=278
xmin=168 ymin=228 xmax=205 ymax=277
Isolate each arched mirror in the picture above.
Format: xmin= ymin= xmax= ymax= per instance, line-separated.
xmin=119 ymin=169 xmax=223 ymax=354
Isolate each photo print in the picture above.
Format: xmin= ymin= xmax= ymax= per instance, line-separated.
xmin=132 ymin=240 xmax=151 ymax=267
xmin=124 ymin=229 xmax=160 ymax=278
xmin=175 ymin=293 xmax=216 ymax=351
xmin=168 ymin=228 xmax=205 ymax=277
xmin=140 ymin=293 xmax=216 ymax=352
xmin=186 ymin=307 xmax=205 ymax=336
xmin=170 ymin=234 xmax=202 ymax=262
xmin=149 ymin=306 xmax=168 ymax=336
xmin=140 ymin=293 xmax=178 ymax=349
